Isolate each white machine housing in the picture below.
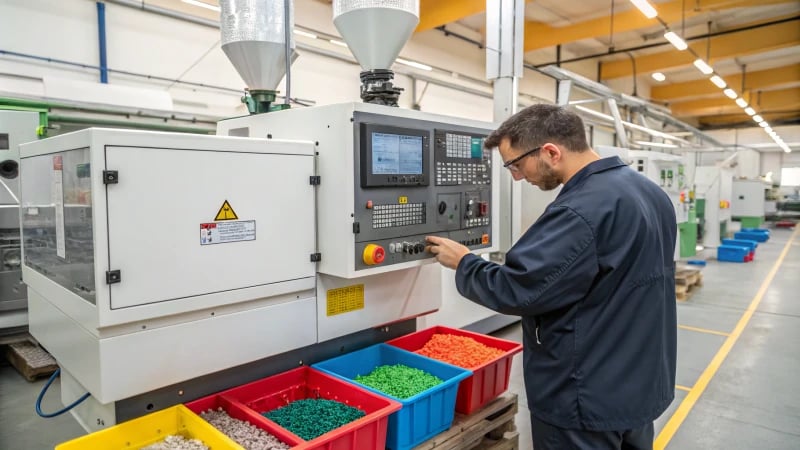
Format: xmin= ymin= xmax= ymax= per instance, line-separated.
xmin=20 ymin=129 xmax=318 ymax=407
xmin=732 ymin=179 xmax=768 ymax=219
xmin=695 ymin=165 xmax=734 ymax=247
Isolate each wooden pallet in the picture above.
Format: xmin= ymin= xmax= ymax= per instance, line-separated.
xmin=4 ymin=339 xmax=58 ymax=381
xmin=675 ymin=267 xmax=703 ymax=302
xmin=414 ymin=393 xmax=518 ymax=450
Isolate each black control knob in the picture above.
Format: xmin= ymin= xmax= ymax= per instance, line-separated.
xmin=438 ymin=201 xmax=447 ymax=214
xmin=415 ymin=243 xmax=425 ymax=254
xmin=403 ymin=242 xmax=412 ymax=254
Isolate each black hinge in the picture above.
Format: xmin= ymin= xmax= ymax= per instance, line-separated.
xmin=103 ymin=170 xmax=119 ymax=184
xmin=352 ymin=222 xmax=360 ymax=234
xmin=310 ymin=253 xmax=322 ymax=262
xmin=106 ymin=270 xmax=121 ymax=284
xmin=309 ymin=175 xmax=321 ymax=185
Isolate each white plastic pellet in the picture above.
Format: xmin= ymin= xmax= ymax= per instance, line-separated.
xmin=140 ymin=434 xmax=209 ymax=450
xmin=200 ymin=408 xmax=290 ymax=450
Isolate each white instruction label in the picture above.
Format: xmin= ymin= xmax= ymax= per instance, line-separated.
xmin=200 ymin=220 xmax=256 ymax=245
xmin=52 ymin=155 xmax=66 ymax=258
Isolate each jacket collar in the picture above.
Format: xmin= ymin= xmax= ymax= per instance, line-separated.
xmin=558 ymin=156 xmax=627 ymax=198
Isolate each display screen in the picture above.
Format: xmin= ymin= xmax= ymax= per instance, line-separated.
xmin=372 ymin=132 xmax=423 ymax=175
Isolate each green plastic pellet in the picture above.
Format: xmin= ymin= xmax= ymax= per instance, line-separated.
xmin=354 ymin=364 xmax=443 ymax=399
xmin=263 ymin=398 xmax=365 ymax=441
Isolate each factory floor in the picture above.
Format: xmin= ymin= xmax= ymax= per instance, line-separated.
xmin=1 ymin=226 xmax=798 ymax=449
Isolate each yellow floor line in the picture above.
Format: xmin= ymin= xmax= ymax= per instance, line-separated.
xmin=655 ymin=226 xmax=799 ymax=450
xmin=675 ymin=385 xmax=692 ymax=392
xmin=677 ymin=324 xmax=730 ymax=337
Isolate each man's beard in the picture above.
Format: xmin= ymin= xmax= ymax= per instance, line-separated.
xmin=535 ymin=157 xmax=562 ymax=191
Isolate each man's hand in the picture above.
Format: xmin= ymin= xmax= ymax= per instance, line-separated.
xmin=425 ymin=236 xmax=470 ymax=270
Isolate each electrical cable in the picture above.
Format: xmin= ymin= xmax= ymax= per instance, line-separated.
xmin=35 ymin=368 xmax=91 ymax=418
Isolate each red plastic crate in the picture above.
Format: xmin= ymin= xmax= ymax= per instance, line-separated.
xmin=209 ymin=366 xmax=401 ymax=450
xmin=185 ymin=392 xmax=302 ymax=448
xmin=386 ymin=326 xmax=522 ymax=415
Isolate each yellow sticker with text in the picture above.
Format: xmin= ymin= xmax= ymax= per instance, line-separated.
xmin=327 ymin=284 xmax=365 ymax=316
xmin=398 ymin=196 xmax=408 ymax=204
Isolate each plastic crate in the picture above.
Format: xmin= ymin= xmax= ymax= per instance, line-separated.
xmin=717 ymin=244 xmax=750 ymax=262
xmin=185 ymin=392 xmax=302 ymax=448
xmin=722 ymin=239 xmax=757 ymax=260
xmin=56 ymin=405 xmax=240 ymax=449
xmin=313 ymin=344 xmax=471 ymax=450
xmin=214 ymin=366 xmax=400 ymax=450
xmin=386 ymin=325 xmax=522 ymax=415
xmin=741 ymin=227 xmax=770 ymax=236
xmin=735 ymin=231 xmax=769 ymax=243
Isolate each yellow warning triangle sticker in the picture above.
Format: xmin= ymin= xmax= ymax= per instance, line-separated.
xmin=214 ymin=200 xmax=239 ymax=221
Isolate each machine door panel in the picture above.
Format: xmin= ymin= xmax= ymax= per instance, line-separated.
xmin=105 ymin=145 xmax=315 ymax=309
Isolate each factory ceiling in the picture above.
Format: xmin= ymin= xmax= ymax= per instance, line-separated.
xmin=156 ymin=0 xmax=800 ymax=130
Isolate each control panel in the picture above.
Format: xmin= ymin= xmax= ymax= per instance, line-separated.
xmin=352 ymin=113 xmax=494 ymax=271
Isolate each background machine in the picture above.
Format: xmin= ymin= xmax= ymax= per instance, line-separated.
xmin=19 ymin=0 xmax=499 ymax=431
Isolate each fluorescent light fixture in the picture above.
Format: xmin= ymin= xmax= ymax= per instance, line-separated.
xmin=294 ymin=30 xmax=318 ymax=39
xmin=329 ymin=39 xmax=348 ymax=47
xmin=630 ymin=0 xmax=658 ymax=19
xmin=735 ymin=98 xmax=748 ymax=108
xmin=396 ymin=57 xmax=433 ymax=71
xmin=652 ymin=72 xmax=666 ymax=82
xmin=759 ymin=121 xmax=769 ymax=128
xmin=723 ymin=88 xmax=737 ymax=99
xmin=182 ymin=0 xmax=219 ymax=12
xmin=744 ymin=107 xmax=756 ymax=116
xmin=753 ymin=114 xmax=763 ymax=122
xmin=693 ymin=59 xmax=714 ymax=75
xmin=664 ymin=31 xmax=688 ymax=51
xmin=709 ymin=75 xmax=726 ymax=89
xmin=635 ymin=140 xmax=679 ymax=149
xmin=765 ymin=127 xmax=773 ymax=133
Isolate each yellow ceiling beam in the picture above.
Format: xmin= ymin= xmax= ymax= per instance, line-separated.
xmin=652 ymin=64 xmax=800 ymax=101
xmin=600 ymin=18 xmax=800 ymax=79
xmin=524 ymin=0 xmax=791 ymax=52
xmin=698 ymin=111 xmax=799 ymax=127
xmin=670 ymin=87 xmax=800 ymax=117
xmin=416 ymin=0 xmax=486 ymax=32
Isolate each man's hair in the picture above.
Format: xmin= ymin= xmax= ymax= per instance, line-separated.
xmin=484 ymin=104 xmax=590 ymax=153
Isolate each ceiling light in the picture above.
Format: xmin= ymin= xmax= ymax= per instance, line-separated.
xmin=652 ymin=72 xmax=666 ymax=82
xmin=723 ymin=88 xmax=737 ymax=99
xmin=753 ymin=114 xmax=763 ymax=122
xmin=744 ymin=107 xmax=756 ymax=116
xmin=182 ymin=0 xmax=219 ymax=12
xmin=735 ymin=98 xmax=748 ymax=108
xmin=759 ymin=121 xmax=769 ymax=128
xmin=709 ymin=75 xmax=726 ymax=89
xmin=329 ymin=39 xmax=348 ymax=47
xmin=664 ymin=31 xmax=688 ymax=51
xmin=396 ymin=58 xmax=433 ymax=71
xmin=693 ymin=59 xmax=714 ymax=75
xmin=634 ymin=140 xmax=678 ymax=149
xmin=293 ymin=30 xmax=318 ymax=39
xmin=629 ymin=0 xmax=658 ymax=19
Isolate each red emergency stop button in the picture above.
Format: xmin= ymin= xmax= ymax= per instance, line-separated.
xmin=363 ymin=244 xmax=385 ymax=265
xmin=481 ymin=233 xmax=490 ymax=245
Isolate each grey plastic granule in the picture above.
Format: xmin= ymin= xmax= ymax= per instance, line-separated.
xmin=200 ymin=407 xmax=290 ymax=450
xmin=140 ymin=434 xmax=209 ymax=450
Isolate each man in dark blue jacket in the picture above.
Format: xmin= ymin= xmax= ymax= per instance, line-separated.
xmin=426 ymin=104 xmax=677 ymax=449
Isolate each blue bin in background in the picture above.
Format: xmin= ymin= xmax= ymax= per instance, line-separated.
xmin=313 ymin=343 xmax=471 ymax=450
xmin=718 ymin=245 xmax=750 ymax=262
xmin=735 ymin=231 xmax=769 ymax=243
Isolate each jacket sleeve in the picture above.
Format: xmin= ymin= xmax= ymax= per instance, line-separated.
xmin=455 ymin=206 xmax=598 ymax=316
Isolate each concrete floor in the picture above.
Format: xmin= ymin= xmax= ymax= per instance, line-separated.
xmin=1 ymin=227 xmax=798 ymax=449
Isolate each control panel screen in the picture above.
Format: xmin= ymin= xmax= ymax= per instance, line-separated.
xmin=372 ymin=133 xmax=423 ymax=175
xmin=360 ymin=123 xmax=429 ymax=188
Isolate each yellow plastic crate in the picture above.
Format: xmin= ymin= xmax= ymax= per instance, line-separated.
xmin=56 ymin=404 xmax=241 ymax=449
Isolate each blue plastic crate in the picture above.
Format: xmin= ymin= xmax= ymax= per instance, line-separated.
xmin=313 ymin=343 xmax=471 ymax=450
xmin=741 ymin=228 xmax=770 ymax=236
xmin=734 ymin=231 xmax=768 ymax=243
xmin=722 ymin=238 xmax=758 ymax=250
xmin=718 ymin=244 xmax=749 ymax=262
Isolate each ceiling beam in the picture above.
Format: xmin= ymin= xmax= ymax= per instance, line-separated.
xmin=670 ymin=87 xmax=800 ymax=117
xmin=651 ymin=64 xmax=800 ymax=101
xmin=599 ymin=18 xmax=800 ymax=79
xmin=416 ymin=0 xmax=486 ymax=32
xmin=523 ymin=0 xmax=791 ymax=53
xmin=698 ymin=111 xmax=800 ymax=128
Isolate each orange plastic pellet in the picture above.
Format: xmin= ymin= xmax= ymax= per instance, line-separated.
xmin=416 ymin=334 xmax=505 ymax=369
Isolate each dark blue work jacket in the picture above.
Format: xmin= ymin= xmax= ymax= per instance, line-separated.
xmin=456 ymin=156 xmax=677 ymax=431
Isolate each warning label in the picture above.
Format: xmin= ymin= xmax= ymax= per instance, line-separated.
xmin=326 ymin=284 xmax=365 ymax=317
xmin=200 ymin=221 xmax=255 ymax=245
xmin=214 ymin=200 xmax=239 ymax=221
